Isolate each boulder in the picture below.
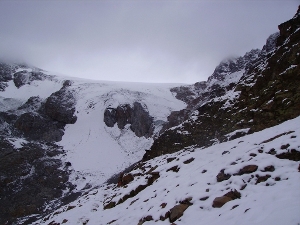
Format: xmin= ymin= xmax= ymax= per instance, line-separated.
xmin=122 ymin=173 xmax=134 ymax=186
xmin=216 ymin=169 xmax=231 ymax=182
xmin=44 ymin=87 xmax=77 ymax=124
xmin=169 ymin=203 xmax=189 ymax=223
xmin=212 ymin=196 xmax=232 ymax=208
xmin=212 ymin=189 xmax=241 ymax=208
xmin=238 ymin=165 xmax=258 ymax=175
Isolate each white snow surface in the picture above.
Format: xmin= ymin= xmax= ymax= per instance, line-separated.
xmin=60 ymin=79 xmax=186 ymax=185
xmin=34 ymin=116 xmax=300 ymax=225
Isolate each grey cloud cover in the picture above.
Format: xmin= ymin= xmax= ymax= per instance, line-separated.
xmin=0 ymin=0 xmax=298 ymax=83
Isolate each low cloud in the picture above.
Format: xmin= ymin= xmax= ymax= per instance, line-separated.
xmin=0 ymin=1 xmax=298 ymax=83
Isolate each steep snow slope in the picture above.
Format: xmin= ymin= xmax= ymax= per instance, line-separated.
xmin=34 ymin=116 xmax=300 ymax=225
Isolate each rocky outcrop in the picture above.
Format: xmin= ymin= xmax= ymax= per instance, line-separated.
xmin=169 ymin=203 xmax=190 ymax=222
xmin=0 ymin=62 xmax=13 ymax=91
xmin=14 ymin=112 xmax=65 ymax=142
xmin=17 ymin=96 xmax=43 ymax=113
xmin=144 ymin=8 xmax=300 ymax=160
xmin=0 ymin=77 xmax=80 ymax=223
xmin=104 ymin=102 xmax=153 ymax=137
xmin=8 ymin=83 xmax=77 ymax=142
xmin=216 ymin=169 xmax=231 ymax=182
xmin=0 ymin=140 xmax=77 ymax=225
xmin=44 ymin=86 xmax=77 ymax=124
xmin=212 ymin=190 xmax=241 ymax=208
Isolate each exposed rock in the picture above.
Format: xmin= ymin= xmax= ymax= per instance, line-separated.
xmin=160 ymin=203 xmax=167 ymax=208
xmin=104 ymin=102 xmax=153 ymax=137
xmin=263 ymin=165 xmax=275 ymax=172
xmin=166 ymin=165 xmax=180 ymax=173
xmin=0 ymin=62 xmax=13 ymax=91
xmin=216 ymin=169 xmax=231 ymax=182
xmin=115 ymin=104 xmax=132 ymax=129
xmin=256 ymin=174 xmax=271 ymax=184
xmin=276 ymin=149 xmax=300 ymax=161
xmin=267 ymin=148 xmax=277 ymax=155
xmin=169 ymin=204 xmax=189 ymax=223
xmin=103 ymin=108 xmax=117 ymax=127
xmin=138 ymin=215 xmax=153 ymax=225
xmin=143 ymin=10 xmax=300 ymax=160
xmin=237 ymin=165 xmax=258 ymax=175
xmin=200 ymin=196 xmax=209 ymax=201
xmin=122 ymin=173 xmax=134 ymax=186
xmin=13 ymin=70 xmax=51 ymax=88
xmin=212 ymin=190 xmax=241 ymax=208
xmin=130 ymin=102 xmax=153 ymax=137
xmin=13 ymin=71 xmax=30 ymax=88
xmin=224 ymin=190 xmax=241 ymax=200
xmin=167 ymin=157 xmax=176 ymax=163
xmin=17 ymin=96 xmax=43 ymax=113
xmin=281 ymin=144 xmax=290 ymax=149
xmin=240 ymin=184 xmax=247 ymax=190
xmin=0 ymin=62 xmax=13 ymax=82
xmin=104 ymin=172 xmax=160 ymax=210
xmin=0 ymin=141 xmax=76 ymax=225
xmin=44 ymin=86 xmax=77 ymax=124
xmin=183 ymin=157 xmax=194 ymax=164
xmin=14 ymin=112 xmax=65 ymax=142
xmin=212 ymin=196 xmax=232 ymax=208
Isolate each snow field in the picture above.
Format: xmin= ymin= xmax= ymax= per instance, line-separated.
xmin=36 ymin=116 xmax=300 ymax=225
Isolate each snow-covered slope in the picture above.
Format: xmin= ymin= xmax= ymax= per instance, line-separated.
xmin=0 ymin=66 xmax=186 ymax=185
xmin=34 ymin=116 xmax=300 ymax=225
xmin=58 ymin=80 xmax=186 ymax=186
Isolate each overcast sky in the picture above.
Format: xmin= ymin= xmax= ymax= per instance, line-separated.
xmin=0 ymin=1 xmax=298 ymax=84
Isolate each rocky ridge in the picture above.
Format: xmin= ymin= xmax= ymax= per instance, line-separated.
xmin=0 ymin=65 xmax=79 ymax=224
xmin=144 ymin=8 xmax=300 ymax=160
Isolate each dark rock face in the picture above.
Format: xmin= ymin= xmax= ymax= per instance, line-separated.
xmin=17 ymin=96 xmax=43 ymax=112
xmin=14 ymin=112 xmax=65 ymax=142
xmin=144 ymin=8 xmax=300 ymax=160
xmin=208 ymin=49 xmax=261 ymax=83
xmin=131 ymin=102 xmax=153 ymax=137
xmin=0 ymin=62 xmax=13 ymax=91
xmin=0 ymin=75 xmax=79 ymax=224
xmin=13 ymin=71 xmax=29 ymax=88
xmin=44 ymin=87 xmax=77 ymax=124
xmin=104 ymin=108 xmax=117 ymax=127
xmin=13 ymin=70 xmax=54 ymax=88
xmin=1 ymin=86 xmax=77 ymax=142
xmin=104 ymin=102 xmax=153 ymax=137
xmin=0 ymin=140 xmax=77 ymax=225
xmin=0 ymin=63 xmax=13 ymax=82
